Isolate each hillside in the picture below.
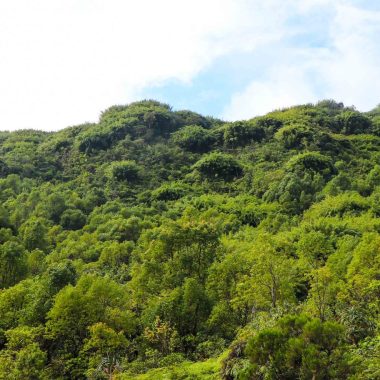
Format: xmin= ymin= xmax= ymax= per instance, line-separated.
xmin=0 ymin=99 xmax=379 ymax=379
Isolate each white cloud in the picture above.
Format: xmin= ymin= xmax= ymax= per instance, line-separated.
xmin=0 ymin=0 xmax=378 ymax=129
xmin=0 ymin=0 xmax=289 ymax=130
xmin=223 ymin=1 xmax=380 ymax=120
xmin=321 ymin=3 xmax=380 ymax=110
xmin=223 ymin=66 xmax=320 ymax=120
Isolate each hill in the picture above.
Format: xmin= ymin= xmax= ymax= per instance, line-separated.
xmin=0 ymin=99 xmax=379 ymax=379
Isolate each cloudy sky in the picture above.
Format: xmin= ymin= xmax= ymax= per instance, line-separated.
xmin=0 ymin=0 xmax=379 ymax=131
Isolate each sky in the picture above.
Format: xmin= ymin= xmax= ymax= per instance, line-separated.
xmin=0 ymin=0 xmax=379 ymax=131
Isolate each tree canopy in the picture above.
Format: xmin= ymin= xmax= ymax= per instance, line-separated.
xmin=0 ymin=99 xmax=379 ymax=379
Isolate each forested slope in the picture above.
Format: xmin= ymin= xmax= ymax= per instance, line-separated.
xmin=0 ymin=100 xmax=379 ymax=379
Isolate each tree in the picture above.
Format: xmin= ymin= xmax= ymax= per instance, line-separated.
xmin=108 ymin=161 xmax=140 ymax=182
xmin=286 ymin=152 xmax=334 ymax=178
xmin=45 ymin=275 xmax=135 ymax=358
xmin=0 ymin=206 xmax=10 ymax=229
xmin=244 ymin=315 xmax=350 ymax=380
xmin=27 ymin=249 xmax=46 ymax=276
xmin=46 ymin=260 xmax=77 ymax=292
xmin=81 ymin=322 xmax=129 ymax=379
xmin=274 ymin=123 xmax=320 ymax=149
xmin=180 ymin=278 xmax=210 ymax=336
xmin=78 ymin=129 xmax=112 ymax=153
xmin=306 ymin=266 xmax=339 ymax=321
xmin=131 ymin=216 xmax=221 ymax=295
xmin=252 ymin=115 xmax=283 ymax=137
xmin=143 ymin=316 xmax=179 ymax=356
xmin=42 ymin=193 xmax=67 ymax=223
xmin=334 ymin=111 xmax=372 ymax=134
xmin=349 ymin=336 xmax=380 ymax=380
xmin=96 ymin=216 xmax=143 ymax=242
xmin=192 ymin=152 xmax=243 ymax=181
xmin=175 ymin=110 xmax=211 ymax=129
xmin=0 ymin=241 xmax=27 ymax=288
xmin=296 ymin=231 xmax=334 ymax=268
xmin=233 ymin=236 xmax=295 ymax=312
xmin=152 ymin=182 xmax=189 ymax=201
xmin=337 ymin=233 xmax=380 ymax=342
xmin=60 ymin=209 xmax=87 ymax=230
xmin=0 ymin=326 xmax=47 ymax=380
xmin=19 ymin=217 xmax=50 ymax=252
xmin=316 ymin=99 xmax=344 ymax=116
xmin=0 ymin=100 xmax=379 ymax=377
xmin=0 ymin=279 xmax=35 ymax=331
xmin=172 ymin=125 xmax=214 ymax=153
xmin=143 ymin=109 xmax=178 ymax=138
xmin=223 ymin=121 xmax=264 ymax=148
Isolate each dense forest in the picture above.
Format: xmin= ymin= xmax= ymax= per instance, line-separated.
xmin=0 ymin=99 xmax=379 ymax=379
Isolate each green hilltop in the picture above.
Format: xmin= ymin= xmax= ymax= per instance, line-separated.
xmin=0 ymin=99 xmax=379 ymax=379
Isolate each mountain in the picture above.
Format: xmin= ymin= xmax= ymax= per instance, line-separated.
xmin=0 ymin=99 xmax=379 ymax=379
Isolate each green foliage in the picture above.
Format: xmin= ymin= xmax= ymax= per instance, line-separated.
xmin=223 ymin=121 xmax=265 ymax=148
xmin=244 ymin=315 xmax=350 ymax=380
xmin=45 ymin=274 xmax=136 ymax=375
xmin=334 ymin=111 xmax=373 ymax=134
xmin=286 ymin=152 xmax=334 ymax=177
xmin=77 ymin=128 xmax=113 ymax=153
xmin=60 ymin=209 xmax=87 ymax=230
xmin=172 ymin=125 xmax=215 ymax=153
xmin=152 ymin=182 xmax=190 ymax=201
xmin=119 ymin=357 xmax=220 ymax=379
xmin=0 ymin=99 xmax=379 ymax=379
xmin=0 ymin=326 xmax=47 ymax=379
xmin=0 ymin=241 xmax=27 ymax=288
xmin=275 ymin=123 xmax=315 ymax=149
xmin=108 ymin=160 xmax=141 ymax=182
xmin=20 ymin=217 xmax=50 ymax=251
xmin=193 ymin=152 xmax=243 ymax=181
xmin=316 ymin=99 xmax=345 ymax=115
xmin=82 ymin=322 xmax=129 ymax=379
xmin=252 ymin=115 xmax=283 ymax=137
xmin=175 ymin=110 xmax=212 ymax=129
xmin=349 ymin=336 xmax=380 ymax=379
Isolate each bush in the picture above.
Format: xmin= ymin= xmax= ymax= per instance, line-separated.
xmin=109 ymin=161 xmax=141 ymax=182
xmin=193 ymin=152 xmax=243 ymax=181
xmin=60 ymin=209 xmax=87 ymax=230
xmin=275 ymin=123 xmax=315 ymax=149
xmin=99 ymin=101 xmax=181 ymax=142
xmin=223 ymin=121 xmax=264 ymax=148
xmin=152 ymin=183 xmax=189 ymax=201
xmin=287 ymin=152 xmax=335 ymax=178
xmin=175 ymin=110 xmax=211 ymax=129
xmin=316 ymin=99 xmax=345 ymax=116
xmin=172 ymin=125 xmax=214 ymax=153
xmin=253 ymin=116 xmax=283 ymax=137
xmin=243 ymin=315 xmax=350 ymax=380
xmin=371 ymin=116 xmax=380 ymax=136
xmin=77 ymin=130 xmax=111 ymax=153
xmin=334 ymin=111 xmax=373 ymax=135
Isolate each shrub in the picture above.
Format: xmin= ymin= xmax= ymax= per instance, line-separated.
xmin=60 ymin=209 xmax=87 ymax=230
xmin=253 ymin=116 xmax=283 ymax=137
xmin=175 ymin=110 xmax=211 ymax=129
xmin=172 ymin=125 xmax=214 ymax=153
xmin=77 ymin=130 xmax=111 ymax=153
xmin=287 ymin=152 xmax=335 ymax=178
xmin=109 ymin=161 xmax=141 ymax=182
xmin=152 ymin=183 xmax=189 ymax=201
xmin=275 ymin=123 xmax=315 ymax=149
xmin=193 ymin=152 xmax=243 ymax=181
xmin=223 ymin=121 xmax=264 ymax=148
xmin=334 ymin=111 xmax=372 ymax=134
